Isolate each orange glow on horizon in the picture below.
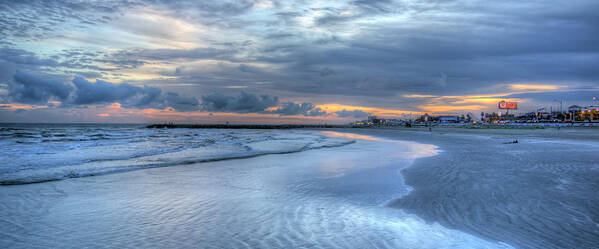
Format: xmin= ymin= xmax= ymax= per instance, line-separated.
xmin=316 ymin=103 xmax=421 ymax=117
xmin=510 ymin=84 xmax=561 ymax=91
xmin=453 ymin=97 xmax=524 ymax=105
xmin=0 ymin=103 xmax=48 ymax=110
xmin=320 ymin=131 xmax=381 ymax=141
xmin=418 ymin=104 xmax=487 ymax=113
xmin=401 ymin=82 xmax=564 ymax=113
xmin=106 ymin=103 xmax=122 ymax=109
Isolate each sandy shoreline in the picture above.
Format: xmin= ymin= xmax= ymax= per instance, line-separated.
xmin=1 ymin=128 xmax=598 ymax=248
xmin=336 ymin=127 xmax=599 ymax=249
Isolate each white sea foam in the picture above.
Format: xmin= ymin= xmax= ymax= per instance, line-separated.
xmin=0 ymin=125 xmax=354 ymax=185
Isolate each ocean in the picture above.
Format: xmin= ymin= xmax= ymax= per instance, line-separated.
xmin=1 ymin=124 xmax=516 ymax=249
xmin=0 ymin=124 xmax=354 ymax=185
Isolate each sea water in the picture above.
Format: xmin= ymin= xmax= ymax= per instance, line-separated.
xmin=0 ymin=126 xmax=514 ymax=248
xmin=0 ymin=124 xmax=353 ymax=184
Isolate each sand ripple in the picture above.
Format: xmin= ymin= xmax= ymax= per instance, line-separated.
xmin=388 ymin=136 xmax=599 ymax=249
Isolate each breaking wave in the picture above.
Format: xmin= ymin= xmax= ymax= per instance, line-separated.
xmin=0 ymin=124 xmax=354 ymax=185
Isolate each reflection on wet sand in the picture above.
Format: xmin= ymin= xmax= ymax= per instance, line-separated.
xmin=321 ymin=131 xmax=382 ymax=141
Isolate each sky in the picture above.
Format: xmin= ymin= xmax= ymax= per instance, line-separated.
xmin=1 ymin=0 xmax=598 ymax=124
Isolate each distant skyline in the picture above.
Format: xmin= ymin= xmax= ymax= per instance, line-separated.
xmin=1 ymin=0 xmax=599 ymax=123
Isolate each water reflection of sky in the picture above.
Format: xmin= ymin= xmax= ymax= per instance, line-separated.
xmin=317 ymin=131 xmax=439 ymax=179
xmin=320 ymin=131 xmax=382 ymax=141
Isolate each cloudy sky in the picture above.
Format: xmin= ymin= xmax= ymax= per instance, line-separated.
xmin=1 ymin=0 xmax=598 ymax=123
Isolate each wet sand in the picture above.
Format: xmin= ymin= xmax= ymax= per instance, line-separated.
xmin=340 ymin=127 xmax=599 ymax=249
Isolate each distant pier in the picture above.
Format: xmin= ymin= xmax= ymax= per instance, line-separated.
xmin=147 ymin=124 xmax=349 ymax=129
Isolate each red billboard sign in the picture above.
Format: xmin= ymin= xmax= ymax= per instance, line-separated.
xmin=498 ymin=100 xmax=518 ymax=109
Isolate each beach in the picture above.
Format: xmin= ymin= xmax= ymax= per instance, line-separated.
xmin=1 ymin=127 xmax=598 ymax=248
xmin=338 ymin=127 xmax=599 ymax=249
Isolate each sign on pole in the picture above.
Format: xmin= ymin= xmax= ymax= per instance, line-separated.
xmin=498 ymin=100 xmax=518 ymax=109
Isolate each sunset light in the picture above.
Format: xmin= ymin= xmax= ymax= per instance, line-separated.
xmin=1 ymin=2 xmax=598 ymax=249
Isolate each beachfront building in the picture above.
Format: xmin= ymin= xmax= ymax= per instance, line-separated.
xmin=419 ymin=113 xmax=433 ymax=122
xmin=351 ymin=117 xmax=407 ymax=127
xmin=565 ymin=105 xmax=599 ymax=121
xmin=367 ymin=116 xmax=377 ymax=123
xmin=581 ymin=106 xmax=599 ymax=121
xmin=438 ymin=115 xmax=459 ymax=123
xmin=415 ymin=114 xmax=464 ymax=123
xmin=569 ymin=105 xmax=583 ymax=112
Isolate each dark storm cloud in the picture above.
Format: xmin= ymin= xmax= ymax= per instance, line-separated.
xmin=334 ymin=109 xmax=369 ymax=118
xmin=201 ymin=92 xmax=279 ymax=113
xmin=133 ymin=86 xmax=163 ymax=108
xmin=200 ymin=92 xmax=326 ymax=116
xmin=161 ymin=92 xmax=200 ymax=111
xmin=8 ymin=71 xmax=72 ymax=104
xmin=5 ymin=71 xmax=328 ymax=116
xmin=71 ymin=77 xmax=199 ymax=111
xmin=71 ymin=77 xmax=148 ymax=105
xmin=5 ymin=71 xmax=199 ymax=112
xmin=307 ymin=107 xmax=327 ymax=117
xmin=269 ymin=102 xmax=327 ymax=116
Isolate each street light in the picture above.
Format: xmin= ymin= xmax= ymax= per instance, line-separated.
xmin=553 ymin=99 xmax=563 ymax=113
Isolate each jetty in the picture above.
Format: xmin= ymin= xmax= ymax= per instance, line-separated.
xmin=147 ymin=124 xmax=348 ymax=129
